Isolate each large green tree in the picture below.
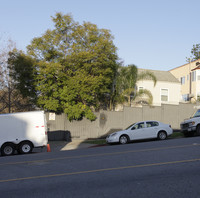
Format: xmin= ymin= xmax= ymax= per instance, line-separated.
xmin=0 ymin=39 xmax=34 ymax=113
xmin=8 ymin=49 xmax=37 ymax=105
xmin=117 ymin=65 xmax=157 ymax=106
xmin=9 ymin=13 xmax=118 ymax=121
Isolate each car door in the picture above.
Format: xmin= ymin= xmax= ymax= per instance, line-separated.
xmin=128 ymin=122 xmax=146 ymax=140
xmin=145 ymin=121 xmax=159 ymax=138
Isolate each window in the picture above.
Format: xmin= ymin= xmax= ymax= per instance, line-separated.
xmin=187 ymin=75 xmax=189 ymax=81
xmin=146 ymin=121 xmax=159 ymax=128
xmin=198 ymin=75 xmax=200 ymax=80
xmin=192 ymin=109 xmax=200 ymax=118
xmin=192 ymin=71 xmax=196 ymax=81
xmin=182 ymin=94 xmax=189 ymax=101
xmin=161 ymin=89 xmax=168 ymax=102
xmin=138 ymin=86 xmax=144 ymax=91
xmin=131 ymin=122 xmax=145 ymax=130
xmin=180 ymin=76 xmax=185 ymax=84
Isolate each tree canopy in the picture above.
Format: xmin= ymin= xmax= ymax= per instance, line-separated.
xmin=9 ymin=13 xmax=119 ymax=120
xmin=0 ymin=39 xmax=34 ymax=113
xmin=187 ymin=44 xmax=200 ymax=62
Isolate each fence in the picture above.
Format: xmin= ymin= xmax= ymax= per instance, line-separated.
xmin=46 ymin=103 xmax=197 ymax=141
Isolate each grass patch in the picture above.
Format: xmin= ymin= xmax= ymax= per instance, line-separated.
xmin=83 ymin=139 xmax=106 ymax=145
xmin=170 ymin=132 xmax=184 ymax=138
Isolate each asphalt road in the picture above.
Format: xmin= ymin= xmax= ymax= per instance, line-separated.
xmin=0 ymin=137 xmax=200 ymax=198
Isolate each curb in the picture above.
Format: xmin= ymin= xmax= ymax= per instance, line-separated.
xmin=89 ymin=144 xmax=108 ymax=148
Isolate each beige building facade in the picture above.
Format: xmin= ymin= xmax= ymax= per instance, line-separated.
xmin=169 ymin=59 xmax=200 ymax=102
xmin=137 ymin=69 xmax=181 ymax=106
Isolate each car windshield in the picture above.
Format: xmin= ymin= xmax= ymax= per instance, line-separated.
xmin=125 ymin=123 xmax=135 ymax=130
xmin=192 ymin=109 xmax=200 ymax=118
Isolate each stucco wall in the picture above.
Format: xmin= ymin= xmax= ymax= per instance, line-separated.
xmin=137 ymin=80 xmax=181 ymax=106
xmin=169 ymin=60 xmax=200 ymax=99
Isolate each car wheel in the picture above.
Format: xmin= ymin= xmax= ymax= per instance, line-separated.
xmin=18 ymin=141 xmax=33 ymax=154
xmin=183 ymin=132 xmax=190 ymax=137
xmin=184 ymin=132 xmax=194 ymax=137
xmin=158 ymin=131 xmax=167 ymax=140
xmin=119 ymin=135 xmax=129 ymax=144
xmin=196 ymin=125 xmax=200 ymax=136
xmin=1 ymin=143 xmax=15 ymax=156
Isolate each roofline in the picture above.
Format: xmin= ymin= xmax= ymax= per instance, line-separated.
xmin=138 ymin=68 xmax=180 ymax=83
xmin=137 ymin=79 xmax=180 ymax=84
xmin=168 ymin=59 xmax=200 ymax=72
xmin=138 ymin=68 xmax=167 ymax=72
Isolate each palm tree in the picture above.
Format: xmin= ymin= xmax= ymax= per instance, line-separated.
xmin=117 ymin=64 xmax=157 ymax=106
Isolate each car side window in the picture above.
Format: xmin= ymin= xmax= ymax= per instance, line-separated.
xmin=146 ymin=121 xmax=159 ymax=127
xmin=132 ymin=122 xmax=145 ymax=130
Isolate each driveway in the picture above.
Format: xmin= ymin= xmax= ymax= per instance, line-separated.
xmin=35 ymin=139 xmax=98 ymax=153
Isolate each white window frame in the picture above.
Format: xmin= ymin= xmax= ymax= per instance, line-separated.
xmin=160 ymin=88 xmax=169 ymax=102
xmin=138 ymin=86 xmax=144 ymax=91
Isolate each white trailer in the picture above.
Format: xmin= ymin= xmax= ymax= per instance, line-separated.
xmin=0 ymin=111 xmax=48 ymax=156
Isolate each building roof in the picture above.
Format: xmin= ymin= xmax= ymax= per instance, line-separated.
xmin=191 ymin=64 xmax=200 ymax=71
xmin=138 ymin=68 xmax=180 ymax=83
xmin=169 ymin=59 xmax=200 ymax=72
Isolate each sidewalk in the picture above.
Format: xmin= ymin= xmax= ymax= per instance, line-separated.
xmin=48 ymin=139 xmax=96 ymax=152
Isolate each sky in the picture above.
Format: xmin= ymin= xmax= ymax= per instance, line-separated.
xmin=0 ymin=0 xmax=200 ymax=71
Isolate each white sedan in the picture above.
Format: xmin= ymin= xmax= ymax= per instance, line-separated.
xmin=106 ymin=121 xmax=173 ymax=144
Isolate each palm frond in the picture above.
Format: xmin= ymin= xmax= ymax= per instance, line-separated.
xmin=134 ymin=89 xmax=153 ymax=105
xmin=137 ymin=71 xmax=157 ymax=86
xmin=122 ymin=88 xmax=135 ymax=96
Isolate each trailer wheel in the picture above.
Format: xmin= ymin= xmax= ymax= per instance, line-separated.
xmin=18 ymin=141 xmax=33 ymax=154
xmin=1 ymin=143 xmax=15 ymax=156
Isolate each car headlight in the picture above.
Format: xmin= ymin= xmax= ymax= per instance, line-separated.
xmin=111 ymin=133 xmax=117 ymax=137
xmin=189 ymin=121 xmax=195 ymax=127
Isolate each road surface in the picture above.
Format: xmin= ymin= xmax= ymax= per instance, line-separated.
xmin=0 ymin=137 xmax=200 ymax=198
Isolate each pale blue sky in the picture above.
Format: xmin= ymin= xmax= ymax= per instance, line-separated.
xmin=1 ymin=0 xmax=200 ymax=71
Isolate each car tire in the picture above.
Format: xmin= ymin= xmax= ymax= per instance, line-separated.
xmin=184 ymin=132 xmax=194 ymax=137
xmin=157 ymin=131 xmax=167 ymax=140
xmin=196 ymin=125 xmax=200 ymax=136
xmin=183 ymin=132 xmax=190 ymax=137
xmin=18 ymin=141 xmax=33 ymax=154
xmin=1 ymin=143 xmax=15 ymax=156
xmin=119 ymin=135 xmax=129 ymax=144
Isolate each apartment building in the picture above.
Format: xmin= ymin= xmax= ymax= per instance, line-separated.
xmin=169 ymin=59 xmax=200 ymax=102
xmin=137 ymin=69 xmax=181 ymax=106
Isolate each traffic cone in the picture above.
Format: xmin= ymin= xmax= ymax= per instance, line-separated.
xmin=47 ymin=144 xmax=51 ymax=152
